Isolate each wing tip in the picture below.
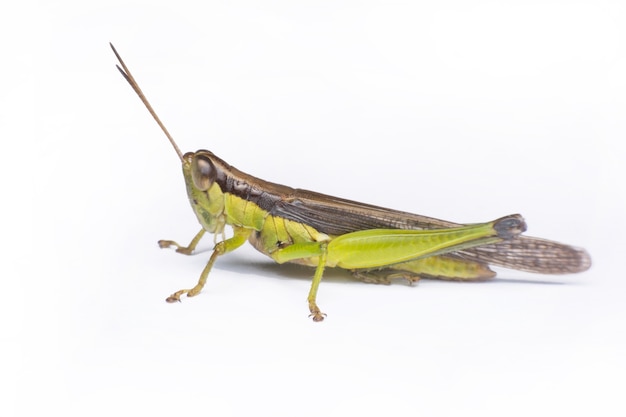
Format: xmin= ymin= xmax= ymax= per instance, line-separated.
xmin=570 ymin=246 xmax=592 ymax=273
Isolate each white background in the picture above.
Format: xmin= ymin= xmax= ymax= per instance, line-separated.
xmin=2 ymin=1 xmax=625 ymax=416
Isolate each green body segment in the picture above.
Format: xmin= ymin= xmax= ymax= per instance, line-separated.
xmin=224 ymin=192 xmax=268 ymax=232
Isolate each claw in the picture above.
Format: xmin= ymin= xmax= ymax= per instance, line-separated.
xmin=165 ymin=290 xmax=186 ymax=303
xmin=309 ymin=312 xmax=327 ymax=322
xmin=158 ymin=239 xmax=195 ymax=255
xmin=158 ymin=239 xmax=176 ymax=249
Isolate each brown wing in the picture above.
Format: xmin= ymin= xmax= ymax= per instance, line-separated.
xmin=454 ymin=236 xmax=591 ymax=274
xmin=270 ymin=188 xmax=459 ymax=235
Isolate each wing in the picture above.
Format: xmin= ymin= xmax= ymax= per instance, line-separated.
xmin=271 ymin=188 xmax=460 ymax=235
xmin=269 ymin=188 xmax=591 ymax=274
xmin=454 ymin=236 xmax=591 ymax=274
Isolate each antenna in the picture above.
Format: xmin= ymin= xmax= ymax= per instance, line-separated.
xmin=110 ymin=43 xmax=184 ymax=161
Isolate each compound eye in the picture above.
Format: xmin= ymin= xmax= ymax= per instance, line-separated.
xmin=191 ymin=155 xmax=216 ymax=191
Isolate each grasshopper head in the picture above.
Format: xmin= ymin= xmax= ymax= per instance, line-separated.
xmin=182 ymin=150 xmax=226 ymax=234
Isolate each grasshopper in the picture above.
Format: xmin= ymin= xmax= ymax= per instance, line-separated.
xmin=111 ymin=44 xmax=591 ymax=321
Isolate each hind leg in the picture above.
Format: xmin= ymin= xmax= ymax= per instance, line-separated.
xmin=352 ymin=255 xmax=496 ymax=285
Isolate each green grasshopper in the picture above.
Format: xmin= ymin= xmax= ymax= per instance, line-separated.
xmin=111 ymin=44 xmax=591 ymax=321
